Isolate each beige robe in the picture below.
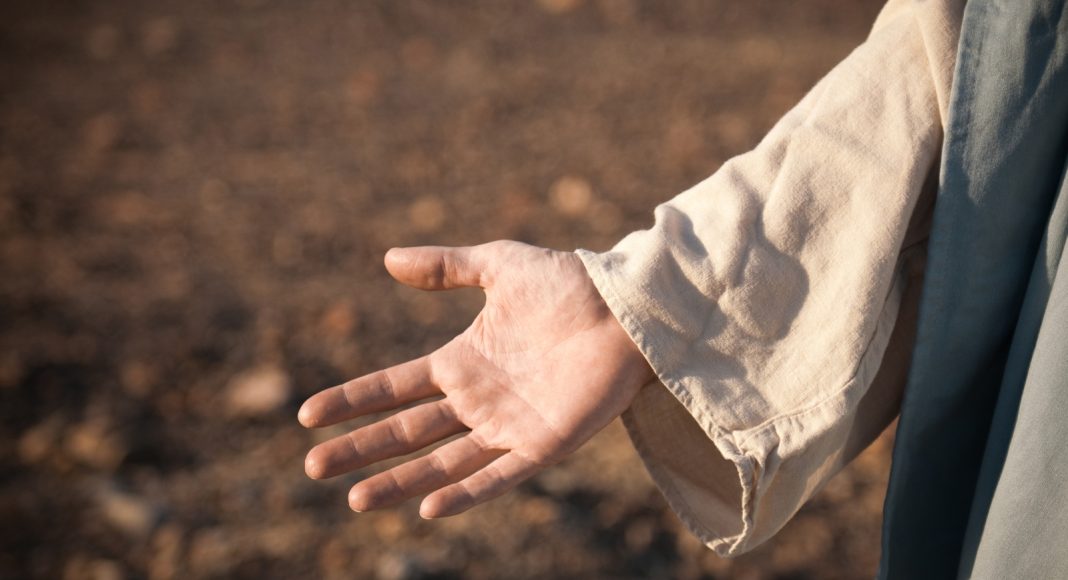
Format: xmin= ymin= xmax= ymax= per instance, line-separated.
xmin=577 ymin=0 xmax=964 ymax=556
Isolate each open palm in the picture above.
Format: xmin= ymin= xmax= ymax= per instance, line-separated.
xmin=299 ymin=241 xmax=653 ymax=518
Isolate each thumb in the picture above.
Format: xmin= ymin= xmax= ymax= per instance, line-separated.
xmin=384 ymin=246 xmax=488 ymax=290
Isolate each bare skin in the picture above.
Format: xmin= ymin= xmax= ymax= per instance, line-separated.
xmin=298 ymin=241 xmax=654 ymax=518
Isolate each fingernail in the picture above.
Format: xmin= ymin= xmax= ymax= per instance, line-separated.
xmin=385 ymin=247 xmax=412 ymax=265
xmin=296 ymin=405 xmax=312 ymax=427
xmin=349 ymin=489 xmax=372 ymax=513
xmin=304 ymin=455 xmax=322 ymax=479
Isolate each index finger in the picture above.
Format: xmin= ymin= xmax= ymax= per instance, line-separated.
xmin=298 ymin=356 xmax=438 ymax=428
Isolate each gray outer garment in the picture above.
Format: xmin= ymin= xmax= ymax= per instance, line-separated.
xmin=878 ymin=0 xmax=1068 ymax=578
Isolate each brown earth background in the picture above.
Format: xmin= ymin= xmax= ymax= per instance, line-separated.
xmin=0 ymin=1 xmax=896 ymax=578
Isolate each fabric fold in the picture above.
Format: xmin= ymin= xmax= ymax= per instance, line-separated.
xmin=577 ymin=0 xmax=962 ymax=555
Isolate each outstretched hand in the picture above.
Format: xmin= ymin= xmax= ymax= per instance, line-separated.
xmin=299 ymin=241 xmax=654 ymax=518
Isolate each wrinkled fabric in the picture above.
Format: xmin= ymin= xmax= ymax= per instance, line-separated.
xmin=577 ymin=0 xmax=963 ymax=556
xmin=879 ymin=0 xmax=1068 ymax=577
xmin=963 ymin=167 xmax=1068 ymax=580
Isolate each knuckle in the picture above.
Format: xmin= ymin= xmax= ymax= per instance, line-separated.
xmin=432 ymin=254 xmax=449 ymax=287
xmin=482 ymin=463 xmax=505 ymax=489
xmin=467 ymin=428 xmax=495 ymax=452
xmin=427 ymin=353 xmax=464 ymax=389
xmin=387 ymin=415 xmax=411 ymax=447
xmin=344 ymin=432 xmax=363 ymax=462
xmin=376 ymin=370 xmax=397 ymax=404
xmin=467 ymin=430 xmax=487 ymax=450
xmin=516 ymin=446 xmax=554 ymax=469
xmin=435 ymin=398 xmax=457 ymax=423
xmin=453 ymin=480 xmax=477 ymax=509
xmin=339 ymin=379 xmax=362 ymax=410
xmin=425 ymin=451 xmax=449 ymax=478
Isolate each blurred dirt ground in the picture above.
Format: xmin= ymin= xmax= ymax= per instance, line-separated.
xmin=1 ymin=1 xmax=894 ymax=578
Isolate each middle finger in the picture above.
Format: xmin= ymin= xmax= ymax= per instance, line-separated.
xmin=305 ymin=398 xmax=466 ymax=479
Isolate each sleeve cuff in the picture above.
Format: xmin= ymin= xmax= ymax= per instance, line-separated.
xmin=577 ymin=247 xmax=912 ymax=556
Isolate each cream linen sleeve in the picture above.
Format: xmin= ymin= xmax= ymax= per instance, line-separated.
xmin=576 ymin=0 xmax=963 ymax=556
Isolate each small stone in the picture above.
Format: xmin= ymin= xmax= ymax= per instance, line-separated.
xmin=373 ymin=512 xmax=406 ymax=542
xmin=96 ymin=191 xmax=151 ymax=226
xmin=624 ymin=517 xmax=656 ymax=552
xmin=148 ymin=524 xmax=184 ymax=580
xmin=97 ymin=485 xmax=163 ymax=538
xmin=375 ymin=552 xmax=422 ymax=580
xmin=408 ymin=196 xmax=446 ymax=233
xmin=819 ymin=470 xmax=855 ymax=503
xmin=82 ymin=114 xmax=121 ymax=154
xmin=88 ymin=560 xmax=124 ymax=580
xmin=852 ymin=429 xmax=894 ymax=477
xmin=87 ymin=25 xmax=119 ymax=60
xmin=225 ymin=365 xmax=293 ymax=418
xmin=198 ymin=178 xmax=230 ymax=213
xmin=63 ymin=558 xmax=127 ymax=580
xmin=18 ymin=416 xmax=64 ymax=465
xmin=188 ymin=527 xmax=238 ymax=577
xmin=0 ymin=351 xmax=23 ymax=389
xmin=271 ymin=233 xmax=303 ymax=266
xmin=739 ymin=36 xmax=783 ymax=68
xmin=319 ymin=300 xmax=359 ymax=340
xmin=596 ymin=0 xmax=637 ymax=25
xmin=590 ymin=200 xmax=624 ymax=234
xmin=142 ymin=18 xmax=178 ymax=56
xmin=120 ymin=360 xmax=157 ymax=398
xmin=257 ymin=524 xmax=304 ymax=559
xmin=665 ymin=118 xmax=702 ymax=162
xmin=66 ymin=419 xmax=128 ymax=471
xmin=772 ymin=515 xmax=833 ymax=570
xmin=535 ymin=466 xmax=581 ymax=496
xmin=130 ymin=81 xmax=165 ymax=117
xmin=595 ymin=498 xmax=626 ymax=528
xmin=397 ymin=151 xmax=439 ymax=184
xmin=319 ymin=538 xmax=352 ymax=580
xmin=346 ymin=68 xmax=381 ymax=107
xmin=519 ymin=496 xmax=558 ymax=525
xmin=405 ymin=293 xmax=442 ymax=325
xmin=714 ymin=113 xmax=752 ymax=151
xmin=401 ymin=37 xmax=436 ymax=71
xmin=549 ymin=176 xmax=593 ymax=217
xmin=700 ymin=548 xmax=735 ymax=576
xmin=63 ymin=554 xmax=89 ymax=580
xmin=538 ymin=0 xmax=582 ymax=15
xmin=497 ymin=190 xmax=535 ymax=226
xmin=0 ymin=194 xmax=12 ymax=224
